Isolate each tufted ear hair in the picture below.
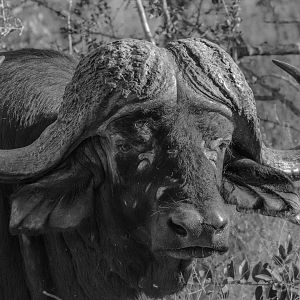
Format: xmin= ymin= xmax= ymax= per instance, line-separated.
xmin=222 ymin=158 xmax=300 ymax=224
xmin=9 ymin=138 xmax=104 ymax=234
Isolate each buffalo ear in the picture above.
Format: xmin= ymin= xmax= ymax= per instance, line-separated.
xmin=9 ymin=158 xmax=98 ymax=234
xmin=222 ymin=158 xmax=300 ymax=224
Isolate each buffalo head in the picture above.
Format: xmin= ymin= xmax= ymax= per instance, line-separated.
xmin=0 ymin=39 xmax=300 ymax=298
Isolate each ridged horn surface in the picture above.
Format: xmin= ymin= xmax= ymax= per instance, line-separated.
xmin=0 ymin=40 xmax=177 ymax=181
xmin=273 ymin=59 xmax=300 ymax=84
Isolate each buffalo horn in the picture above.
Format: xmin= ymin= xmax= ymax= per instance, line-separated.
xmin=260 ymin=60 xmax=300 ymax=179
xmin=0 ymin=40 xmax=176 ymax=181
xmin=272 ymin=59 xmax=300 ymax=84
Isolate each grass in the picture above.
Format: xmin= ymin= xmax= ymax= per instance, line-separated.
xmin=140 ymin=209 xmax=300 ymax=300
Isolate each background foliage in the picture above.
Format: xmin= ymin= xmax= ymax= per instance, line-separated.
xmin=1 ymin=0 xmax=300 ymax=299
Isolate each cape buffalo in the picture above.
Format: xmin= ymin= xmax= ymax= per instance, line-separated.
xmin=0 ymin=38 xmax=299 ymax=300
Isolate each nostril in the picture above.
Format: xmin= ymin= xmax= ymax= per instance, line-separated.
xmin=167 ymin=218 xmax=188 ymax=237
xmin=213 ymin=219 xmax=228 ymax=234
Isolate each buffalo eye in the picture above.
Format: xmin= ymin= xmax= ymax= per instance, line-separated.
xmin=209 ymin=138 xmax=231 ymax=152
xmin=166 ymin=144 xmax=178 ymax=157
xmin=118 ymin=142 xmax=133 ymax=153
xmin=203 ymin=138 xmax=231 ymax=166
xmin=218 ymin=141 xmax=229 ymax=151
xmin=134 ymin=120 xmax=145 ymax=129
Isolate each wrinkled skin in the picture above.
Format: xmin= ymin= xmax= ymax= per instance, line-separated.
xmin=0 ymin=40 xmax=299 ymax=300
xmin=101 ymin=109 xmax=232 ymax=296
xmin=8 ymin=109 xmax=233 ymax=299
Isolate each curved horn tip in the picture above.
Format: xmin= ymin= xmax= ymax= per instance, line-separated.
xmin=272 ymin=59 xmax=300 ymax=83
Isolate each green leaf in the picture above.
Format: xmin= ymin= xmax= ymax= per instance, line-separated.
xmin=273 ymin=255 xmax=283 ymax=265
xmin=261 ymin=266 xmax=272 ymax=277
xmin=239 ymin=259 xmax=250 ymax=281
xmin=255 ymin=274 xmax=272 ymax=282
xmin=285 ymin=258 xmax=292 ymax=264
xmin=222 ymin=278 xmax=228 ymax=285
xmin=281 ymin=266 xmax=290 ymax=282
xmin=290 ymin=287 xmax=300 ymax=295
xmin=266 ymin=286 xmax=277 ymax=300
xmin=278 ymin=289 xmax=287 ymax=300
xmin=198 ymin=270 xmax=205 ymax=278
xmin=255 ymin=286 xmax=263 ymax=300
xmin=227 ymin=260 xmax=235 ymax=279
xmin=293 ymin=263 xmax=299 ymax=280
xmin=252 ymin=262 xmax=263 ymax=283
xmin=271 ymin=270 xmax=282 ymax=282
xmin=279 ymin=244 xmax=286 ymax=260
xmin=220 ymin=284 xmax=229 ymax=299
xmin=287 ymin=234 xmax=293 ymax=255
xmin=293 ymin=279 xmax=300 ymax=285
xmin=198 ymin=263 xmax=212 ymax=280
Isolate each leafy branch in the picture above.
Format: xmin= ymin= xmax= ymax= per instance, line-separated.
xmin=135 ymin=0 xmax=155 ymax=44
xmin=197 ymin=236 xmax=300 ymax=299
xmin=0 ymin=0 xmax=23 ymax=37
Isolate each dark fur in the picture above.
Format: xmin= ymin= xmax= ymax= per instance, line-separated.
xmin=0 ymin=44 xmax=297 ymax=300
xmin=0 ymin=49 xmax=194 ymax=300
xmin=0 ymin=49 xmax=77 ymax=299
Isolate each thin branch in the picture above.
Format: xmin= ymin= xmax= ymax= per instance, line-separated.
xmin=256 ymin=92 xmax=300 ymax=116
xmin=31 ymin=0 xmax=121 ymax=41
xmin=187 ymin=0 xmax=205 ymax=36
xmin=221 ymin=0 xmax=229 ymax=16
xmin=1 ymin=0 xmax=6 ymax=23
xmin=213 ymin=279 xmax=300 ymax=288
xmin=260 ymin=118 xmax=300 ymax=134
xmin=0 ymin=0 xmax=23 ymax=36
xmin=237 ymin=43 xmax=300 ymax=59
xmin=254 ymin=95 xmax=278 ymax=101
xmin=242 ymin=64 xmax=300 ymax=117
xmin=160 ymin=0 xmax=173 ymax=42
xmin=42 ymin=291 xmax=62 ymax=300
xmin=161 ymin=0 xmax=171 ymax=29
xmin=196 ymin=0 xmax=204 ymax=25
xmin=260 ymin=74 xmax=300 ymax=93
xmin=30 ymin=0 xmax=67 ymax=19
xmin=237 ymin=207 xmax=300 ymax=226
xmin=71 ymin=28 xmax=122 ymax=40
xmin=264 ymin=18 xmax=300 ymax=24
xmin=68 ymin=0 xmax=73 ymax=55
xmin=135 ymin=0 xmax=155 ymax=44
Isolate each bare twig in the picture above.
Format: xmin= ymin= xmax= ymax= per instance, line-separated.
xmin=30 ymin=0 xmax=67 ymax=19
xmin=135 ymin=0 xmax=155 ymax=44
xmin=260 ymin=74 xmax=300 ymax=93
xmin=187 ymin=0 xmax=205 ymax=36
xmin=237 ymin=207 xmax=300 ymax=226
xmin=70 ymin=28 xmax=122 ymax=40
xmin=221 ymin=0 xmax=229 ymax=17
xmin=31 ymin=0 xmax=122 ymax=41
xmin=256 ymin=91 xmax=300 ymax=116
xmin=196 ymin=0 xmax=204 ymax=26
xmin=161 ymin=0 xmax=171 ymax=29
xmin=68 ymin=0 xmax=73 ymax=55
xmin=254 ymin=95 xmax=278 ymax=101
xmin=257 ymin=86 xmax=300 ymax=116
xmin=0 ymin=0 xmax=23 ymax=37
xmin=242 ymin=64 xmax=300 ymax=117
xmin=42 ymin=291 xmax=62 ymax=300
xmin=260 ymin=118 xmax=300 ymax=134
xmin=160 ymin=0 xmax=173 ymax=42
xmin=237 ymin=43 xmax=300 ymax=58
xmin=264 ymin=18 xmax=300 ymax=24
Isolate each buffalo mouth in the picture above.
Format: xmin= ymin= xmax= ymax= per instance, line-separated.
xmin=165 ymin=246 xmax=228 ymax=259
